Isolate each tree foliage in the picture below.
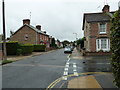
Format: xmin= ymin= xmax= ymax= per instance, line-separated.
xmin=110 ymin=10 xmax=120 ymax=88
xmin=76 ymin=37 xmax=84 ymax=48
xmin=62 ymin=40 xmax=70 ymax=47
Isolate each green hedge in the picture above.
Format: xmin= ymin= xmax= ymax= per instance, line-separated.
xmin=110 ymin=10 xmax=120 ymax=88
xmin=20 ymin=44 xmax=34 ymax=55
xmin=6 ymin=41 xmax=19 ymax=55
xmin=34 ymin=44 xmax=46 ymax=52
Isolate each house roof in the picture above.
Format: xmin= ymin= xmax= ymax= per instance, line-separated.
xmin=12 ymin=24 xmax=49 ymax=36
xmin=82 ymin=11 xmax=115 ymax=30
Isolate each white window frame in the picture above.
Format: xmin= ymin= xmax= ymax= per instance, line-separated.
xmin=98 ymin=23 xmax=107 ymax=34
xmin=96 ymin=38 xmax=110 ymax=51
xmin=24 ymin=34 xmax=28 ymax=41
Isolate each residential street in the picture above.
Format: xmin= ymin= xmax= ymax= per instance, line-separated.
xmin=2 ymin=48 xmax=112 ymax=89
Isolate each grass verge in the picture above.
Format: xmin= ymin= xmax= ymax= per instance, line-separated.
xmin=2 ymin=60 xmax=13 ymax=65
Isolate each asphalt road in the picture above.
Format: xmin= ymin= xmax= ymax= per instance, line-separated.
xmin=3 ymin=49 xmax=68 ymax=88
xmin=2 ymin=48 xmax=111 ymax=89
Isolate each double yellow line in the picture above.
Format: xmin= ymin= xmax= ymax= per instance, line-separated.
xmin=46 ymin=72 xmax=111 ymax=90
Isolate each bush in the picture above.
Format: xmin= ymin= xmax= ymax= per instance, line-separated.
xmin=110 ymin=10 xmax=120 ymax=88
xmin=20 ymin=44 xmax=34 ymax=55
xmin=16 ymin=49 xmax=22 ymax=55
xmin=34 ymin=44 xmax=46 ymax=52
xmin=2 ymin=60 xmax=13 ymax=65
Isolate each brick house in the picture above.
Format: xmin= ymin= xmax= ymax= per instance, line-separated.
xmin=82 ymin=5 xmax=114 ymax=55
xmin=10 ymin=19 xmax=50 ymax=48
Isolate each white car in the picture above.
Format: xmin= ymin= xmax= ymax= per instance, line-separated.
xmin=64 ymin=47 xmax=72 ymax=53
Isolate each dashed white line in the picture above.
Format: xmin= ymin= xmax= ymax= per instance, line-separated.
xmin=66 ymin=62 xmax=69 ymax=65
xmin=73 ymin=64 xmax=77 ymax=68
xmin=65 ymin=64 xmax=69 ymax=68
xmin=74 ymin=72 xmax=79 ymax=76
xmin=73 ymin=69 xmax=77 ymax=72
xmin=64 ymin=68 xmax=68 ymax=71
xmin=62 ymin=76 xmax=67 ymax=80
xmin=63 ymin=71 xmax=68 ymax=76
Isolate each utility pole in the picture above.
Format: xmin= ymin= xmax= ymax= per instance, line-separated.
xmin=2 ymin=0 xmax=7 ymax=60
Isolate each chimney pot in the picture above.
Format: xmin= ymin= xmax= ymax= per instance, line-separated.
xmin=36 ymin=25 xmax=41 ymax=30
xmin=102 ymin=5 xmax=110 ymax=13
xmin=23 ymin=19 xmax=30 ymax=25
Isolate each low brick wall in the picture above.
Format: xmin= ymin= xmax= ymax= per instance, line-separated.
xmin=84 ymin=51 xmax=111 ymax=56
xmin=80 ymin=49 xmax=111 ymax=56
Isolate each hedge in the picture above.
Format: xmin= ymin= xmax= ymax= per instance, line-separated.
xmin=0 ymin=41 xmax=19 ymax=55
xmin=34 ymin=44 xmax=46 ymax=52
xmin=110 ymin=10 xmax=120 ymax=88
xmin=20 ymin=44 xmax=34 ymax=55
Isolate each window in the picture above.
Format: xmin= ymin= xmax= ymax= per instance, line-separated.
xmin=24 ymin=34 xmax=28 ymax=41
xmin=99 ymin=23 xmax=107 ymax=34
xmin=96 ymin=38 xmax=110 ymax=51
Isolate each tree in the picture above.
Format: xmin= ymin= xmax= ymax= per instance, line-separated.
xmin=50 ymin=38 xmax=57 ymax=48
xmin=76 ymin=37 xmax=84 ymax=49
xmin=110 ymin=10 xmax=120 ymax=88
xmin=62 ymin=40 xmax=70 ymax=47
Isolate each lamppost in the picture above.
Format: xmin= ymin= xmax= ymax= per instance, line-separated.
xmin=2 ymin=0 xmax=7 ymax=60
xmin=73 ymin=33 xmax=78 ymax=41
xmin=73 ymin=33 xmax=78 ymax=47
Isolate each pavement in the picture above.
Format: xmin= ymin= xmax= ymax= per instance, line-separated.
xmin=67 ymin=48 xmax=119 ymax=89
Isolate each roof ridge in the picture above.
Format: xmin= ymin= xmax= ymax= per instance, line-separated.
xmin=84 ymin=11 xmax=115 ymax=15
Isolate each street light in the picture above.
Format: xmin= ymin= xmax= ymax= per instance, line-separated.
xmin=2 ymin=0 xmax=7 ymax=60
xmin=73 ymin=33 xmax=78 ymax=41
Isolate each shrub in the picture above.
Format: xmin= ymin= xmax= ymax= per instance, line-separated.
xmin=6 ymin=41 xmax=19 ymax=55
xmin=34 ymin=44 xmax=46 ymax=52
xmin=16 ymin=49 xmax=22 ymax=55
xmin=110 ymin=10 xmax=120 ymax=88
xmin=20 ymin=44 xmax=34 ymax=55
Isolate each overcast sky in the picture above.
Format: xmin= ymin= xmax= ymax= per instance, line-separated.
xmin=0 ymin=0 xmax=119 ymax=41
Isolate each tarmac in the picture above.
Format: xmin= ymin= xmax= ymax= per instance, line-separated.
xmin=67 ymin=49 xmax=119 ymax=89
xmin=0 ymin=49 xmax=120 ymax=89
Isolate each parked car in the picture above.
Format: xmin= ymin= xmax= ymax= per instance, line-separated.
xmin=64 ymin=46 xmax=72 ymax=54
xmin=70 ymin=46 xmax=74 ymax=51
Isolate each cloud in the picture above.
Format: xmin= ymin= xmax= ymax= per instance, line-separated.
xmin=0 ymin=0 xmax=119 ymax=41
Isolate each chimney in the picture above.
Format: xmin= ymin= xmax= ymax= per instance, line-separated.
xmin=23 ymin=19 xmax=30 ymax=25
xmin=44 ymin=31 xmax=46 ymax=34
xmin=102 ymin=5 xmax=110 ymax=13
xmin=36 ymin=25 xmax=41 ymax=30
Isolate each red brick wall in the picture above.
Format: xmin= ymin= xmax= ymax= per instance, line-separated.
xmin=89 ymin=22 xmax=110 ymax=52
xmin=10 ymin=26 xmax=36 ymax=44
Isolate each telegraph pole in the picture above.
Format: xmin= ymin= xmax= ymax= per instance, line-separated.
xmin=2 ymin=0 xmax=7 ymax=60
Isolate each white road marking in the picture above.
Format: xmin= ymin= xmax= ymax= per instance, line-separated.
xmin=62 ymin=55 xmax=71 ymax=80
xmin=73 ymin=64 xmax=77 ymax=68
xmin=74 ymin=72 xmax=79 ymax=76
xmin=73 ymin=63 xmax=76 ymax=65
xmin=63 ymin=71 xmax=68 ymax=76
xmin=66 ymin=64 xmax=69 ymax=68
xmin=62 ymin=76 xmax=67 ymax=80
xmin=66 ymin=62 xmax=69 ymax=65
xmin=73 ymin=69 xmax=77 ymax=72
xmin=64 ymin=68 xmax=68 ymax=71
